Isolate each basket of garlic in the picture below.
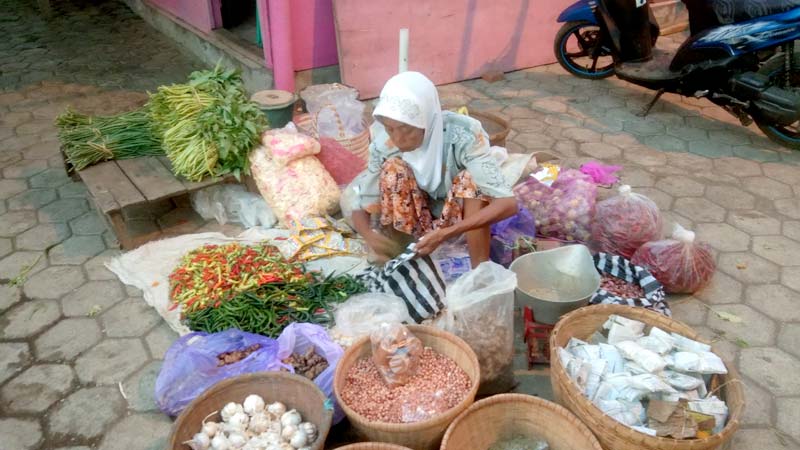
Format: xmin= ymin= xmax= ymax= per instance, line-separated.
xmin=169 ymin=372 xmax=333 ymax=450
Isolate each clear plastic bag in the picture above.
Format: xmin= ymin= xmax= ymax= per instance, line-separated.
xmin=591 ymin=185 xmax=663 ymax=259
xmin=329 ymin=293 xmax=412 ymax=347
xmin=190 ymin=185 xmax=277 ymax=228
xmin=631 ymin=224 xmax=716 ymax=294
xmin=370 ymin=323 xmax=423 ymax=387
xmin=261 ymin=129 xmax=320 ymax=166
xmin=431 ymin=237 xmax=472 ymax=284
xmin=400 ymin=390 xmax=449 ymax=423
xmin=276 ymin=323 xmax=345 ymax=423
xmin=443 ymin=261 xmax=517 ymax=394
xmin=490 ymin=204 xmax=536 ymax=267
xmin=154 ymin=329 xmax=285 ymax=416
xmin=513 ymin=169 xmax=597 ymax=242
xmin=317 ymin=102 xmax=366 ymax=138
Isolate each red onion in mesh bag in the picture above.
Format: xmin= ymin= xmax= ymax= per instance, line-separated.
xmin=631 ymin=224 xmax=715 ymax=294
xmin=591 ymin=185 xmax=663 ymax=259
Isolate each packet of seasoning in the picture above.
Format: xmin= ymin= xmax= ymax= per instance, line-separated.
xmin=370 ymin=323 xmax=423 ymax=388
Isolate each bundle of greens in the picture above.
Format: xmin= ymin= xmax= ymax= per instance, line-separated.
xmin=149 ymin=64 xmax=268 ymax=181
xmin=184 ymin=273 xmax=367 ymax=337
xmin=56 ymin=108 xmax=163 ymax=171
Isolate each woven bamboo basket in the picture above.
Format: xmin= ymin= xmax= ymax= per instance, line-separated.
xmin=334 ymin=443 xmax=414 ymax=450
xmin=295 ymin=109 xmax=370 ymax=165
xmin=334 ymin=325 xmax=481 ymax=450
xmin=168 ymin=372 xmax=333 ymax=450
xmin=549 ymin=304 xmax=745 ymax=450
xmin=440 ymin=394 xmax=603 ymax=450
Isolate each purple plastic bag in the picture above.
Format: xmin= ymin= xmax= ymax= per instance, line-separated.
xmin=155 ymin=329 xmax=286 ymax=416
xmin=277 ymin=323 xmax=345 ymax=423
xmin=490 ymin=205 xmax=536 ymax=267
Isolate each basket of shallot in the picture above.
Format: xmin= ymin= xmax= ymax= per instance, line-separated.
xmin=169 ymin=372 xmax=333 ymax=450
xmin=333 ymin=324 xmax=480 ymax=450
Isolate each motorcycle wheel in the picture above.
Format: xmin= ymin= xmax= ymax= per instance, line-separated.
xmin=554 ymin=21 xmax=615 ymax=79
xmin=755 ymin=52 xmax=800 ymax=150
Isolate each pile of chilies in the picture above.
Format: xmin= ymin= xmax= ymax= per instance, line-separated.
xmin=169 ymin=243 xmax=365 ymax=337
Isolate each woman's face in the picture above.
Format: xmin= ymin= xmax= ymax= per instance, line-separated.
xmin=377 ymin=116 xmax=425 ymax=152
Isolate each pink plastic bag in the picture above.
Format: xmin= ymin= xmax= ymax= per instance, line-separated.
xmin=591 ymin=185 xmax=663 ymax=259
xmin=315 ymin=137 xmax=365 ymax=186
xmin=631 ymin=224 xmax=715 ymax=294
xmin=513 ymin=169 xmax=597 ymax=242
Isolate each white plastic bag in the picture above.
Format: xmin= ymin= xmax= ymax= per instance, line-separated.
xmin=443 ymin=261 xmax=517 ymax=394
xmin=615 ymin=341 xmax=667 ymax=373
xmin=190 ymin=185 xmax=277 ymax=228
xmin=328 ymin=293 xmax=412 ymax=347
xmin=670 ymin=351 xmax=728 ymax=374
xmin=603 ymin=315 xmax=646 ymax=344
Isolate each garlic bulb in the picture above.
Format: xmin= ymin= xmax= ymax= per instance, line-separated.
xmin=184 ymin=432 xmax=211 ymax=450
xmin=248 ymin=412 xmax=271 ymax=434
xmin=261 ymin=431 xmax=281 ymax=445
xmin=267 ymin=421 xmax=282 ymax=434
xmin=203 ymin=421 xmax=220 ymax=438
xmin=265 ymin=446 xmax=282 ymax=450
xmin=279 ymin=444 xmax=294 ymax=450
xmin=289 ymin=430 xmax=309 ymax=449
xmin=298 ymin=422 xmax=316 ymax=441
xmin=280 ymin=410 xmax=302 ymax=427
xmin=243 ymin=394 xmax=266 ymax=415
xmin=211 ymin=434 xmax=230 ymax=450
xmin=280 ymin=424 xmax=297 ymax=441
xmin=228 ymin=432 xmax=247 ymax=449
xmin=225 ymin=411 xmax=249 ymax=432
xmin=222 ymin=402 xmax=244 ymax=422
xmin=267 ymin=402 xmax=287 ymax=418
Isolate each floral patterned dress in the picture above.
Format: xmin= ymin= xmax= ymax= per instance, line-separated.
xmin=350 ymin=112 xmax=514 ymax=238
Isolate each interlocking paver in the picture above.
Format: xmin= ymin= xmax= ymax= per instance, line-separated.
xmin=0 ymin=285 xmax=21 ymax=312
xmin=75 ymin=338 xmax=148 ymax=385
xmin=745 ymin=285 xmax=800 ymax=322
xmin=38 ymin=198 xmax=89 ymax=223
xmin=70 ymin=211 xmax=106 ymax=235
xmin=752 ymin=236 xmax=800 ymax=267
xmin=48 ymin=387 xmax=126 ymax=439
xmin=101 ymin=298 xmax=160 ymax=338
xmin=7 ymin=188 xmax=57 ymax=210
xmin=0 ymin=364 xmax=74 ymax=413
xmin=740 ymin=377 xmax=773 ymax=427
xmin=0 ymin=342 xmax=30 ymax=385
xmin=739 ymin=347 xmax=800 ymax=396
xmin=144 ymin=322 xmax=178 ymax=360
xmin=762 ymin=162 xmax=800 ymax=185
xmin=122 ymin=361 xmax=161 ymax=412
xmin=48 ymin=235 xmax=106 ymax=265
xmin=727 ymin=210 xmax=781 ymax=235
xmin=97 ymin=414 xmax=172 ymax=450
xmin=57 ymin=181 xmax=89 ymax=198
xmin=633 ymin=187 xmax=673 ymax=210
xmin=706 ymin=186 xmax=756 ymax=211
xmin=774 ymin=198 xmax=800 ymax=220
xmin=580 ymin=142 xmax=621 ymax=159
xmin=0 ymin=299 xmax=61 ymax=339
xmin=695 ymin=223 xmax=750 ymax=252
xmin=718 ymin=252 xmax=781 ymax=284
xmin=28 ymin=167 xmax=71 ymax=188
xmin=0 ymin=250 xmax=46 ymax=280
xmin=0 ymin=418 xmax=42 ymax=450
xmin=705 ymin=304 xmax=776 ymax=347
xmin=2 ymin=158 xmax=47 ymax=178
xmin=730 ymin=428 xmax=790 ymax=450
xmin=61 ymin=280 xmax=124 ymax=317
xmin=16 ymin=223 xmax=71 ymax=251
xmin=0 ymin=211 xmax=38 ymax=237
xmin=674 ymin=197 xmax=726 ymax=222
xmin=34 ymin=318 xmax=102 ymax=362
xmin=743 ymin=176 xmax=794 ymax=200
xmin=24 ymin=265 xmax=85 ymax=299
xmin=83 ymin=249 xmax=121 ymax=281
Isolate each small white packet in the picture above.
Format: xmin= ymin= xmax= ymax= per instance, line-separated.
xmin=595 ymin=399 xmax=646 ymax=426
xmin=670 ymin=351 xmax=728 ymax=374
xmin=638 ymin=335 xmax=673 ymax=355
xmin=632 ymin=426 xmax=659 ymax=436
xmin=599 ymin=343 xmax=626 ymax=373
xmin=662 ymin=370 xmax=705 ymax=391
xmin=627 ymin=373 xmax=677 ymax=395
xmin=605 ymin=373 xmax=651 ymax=401
xmin=688 ymin=396 xmax=729 ymax=434
xmin=604 ymin=315 xmax=646 ymax=344
xmin=671 ymin=333 xmax=712 ymax=353
xmin=573 ymin=344 xmax=602 ymax=362
xmin=660 ymin=389 xmax=701 ymax=402
xmin=585 ymin=359 xmax=608 ymax=400
xmin=649 ymin=327 xmax=675 ymax=350
xmin=615 ymin=341 xmax=667 ymax=373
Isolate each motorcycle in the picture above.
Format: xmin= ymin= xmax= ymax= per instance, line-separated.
xmin=554 ymin=0 xmax=800 ymax=149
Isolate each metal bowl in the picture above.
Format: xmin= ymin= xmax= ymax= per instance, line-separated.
xmin=509 ymin=244 xmax=600 ymax=325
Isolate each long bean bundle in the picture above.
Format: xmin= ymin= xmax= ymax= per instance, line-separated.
xmin=56 ymin=108 xmax=163 ymax=171
xmin=184 ymin=274 xmax=367 ymax=337
xmin=149 ymin=65 xmax=267 ymax=181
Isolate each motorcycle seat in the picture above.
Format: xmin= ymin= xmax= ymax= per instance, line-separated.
xmin=683 ymin=0 xmax=800 ymax=35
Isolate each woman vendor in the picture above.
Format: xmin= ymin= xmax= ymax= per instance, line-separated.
xmin=348 ymin=71 xmax=518 ymax=265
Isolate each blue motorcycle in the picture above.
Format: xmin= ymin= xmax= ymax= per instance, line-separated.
xmin=555 ymin=0 xmax=800 ymax=149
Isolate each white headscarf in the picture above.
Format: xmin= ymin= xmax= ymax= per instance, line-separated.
xmin=373 ymin=72 xmax=445 ymax=194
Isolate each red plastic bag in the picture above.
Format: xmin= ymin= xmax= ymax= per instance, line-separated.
xmin=631 ymin=224 xmax=715 ymax=294
xmin=315 ymin=137 xmax=366 ymax=186
xmin=591 ymin=185 xmax=662 ymax=259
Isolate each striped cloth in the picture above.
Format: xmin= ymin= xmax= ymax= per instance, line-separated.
xmin=356 ymin=244 xmax=446 ymax=323
xmin=590 ymin=252 xmax=671 ymax=316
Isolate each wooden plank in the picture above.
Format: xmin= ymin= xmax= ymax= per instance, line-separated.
xmin=116 ymin=157 xmax=187 ymax=203
xmin=158 ymin=156 xmax=237 ymax=193
xmin=78 ymin=161 xmax=145 ymax=214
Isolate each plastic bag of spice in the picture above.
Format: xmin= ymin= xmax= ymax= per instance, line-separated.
xmin=591 ymin=185 xmax=663 ymax=259
xmin=277 ymin=323 xmax=346 ymax=423
xmin=370 ymin=323 xmax=423 ymax=387
xmin=155 ymin=329 xmax=285 ymax=416
xmin=442 ymin=261 xmax=517 ymax=395
xmin=631 ymin=224 xmax=715 ymax=294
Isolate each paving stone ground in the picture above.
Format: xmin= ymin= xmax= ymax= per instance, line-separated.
xmin=2 ymin=1 xmax=800 ymax=449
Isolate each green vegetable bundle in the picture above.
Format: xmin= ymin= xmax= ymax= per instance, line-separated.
xmin=184 ymin=273 xmax=367 ymax=337
xmin=149 ymin=64 xmax=268 ymax=181
xmin=56 ymin=108 xmax=163 ymax=171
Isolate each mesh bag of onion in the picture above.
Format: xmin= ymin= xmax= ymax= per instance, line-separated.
xmin=589 ymin=252 xmax=670 ymax=316
xmin=631 ymin=224 xmax=716 ymax=294
xmin=590 ymin=185 xmax=663 ymax=259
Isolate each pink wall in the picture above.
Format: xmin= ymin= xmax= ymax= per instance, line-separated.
xmin=333 ymin=0 xmax=577 ymax=98
xmin=147 ymin=0 xmax=217 ymax=33
xmin=258 ymin=0 xmax=339 ymax=71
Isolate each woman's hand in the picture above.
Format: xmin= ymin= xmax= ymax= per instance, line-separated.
xmin=415 ymin=227 xmax=451 ymax=256
xmin=363 ymin=230 xmax=401 ymax=261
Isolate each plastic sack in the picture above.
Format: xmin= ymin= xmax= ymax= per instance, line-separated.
xmin=316 ymin=137 xmax=366 ymax=186
xmin=591 ymin=185 xmax=663 ymax=259
xmin=155 ymin=329 xmax=285 ymax=416
xmin=370 ymin=323 xmax=423 ymax=387
xmin=631 ymin=224 xmax=716 ymax=294
xmin=250 ymin=146 xmax=341 ymax=225
xmin=261 ymin=129 xmax=320 ymax=166
xmin=276 ymin=323 xmax=345 ymax=423
xmin=329 ymin=293 xmax=413 ymax=347
xmin=490 ymin=204 xmax=536 ymax=267
xmin=513 ymin=169 xmax=597 ymax=242
xmin=443 ymin=261 xmax=517 ymax=395
xmin=190 ymin=184 xmax=277 ymax=228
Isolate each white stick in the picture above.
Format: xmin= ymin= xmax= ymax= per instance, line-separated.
xmin=398 ymin=28 xmax=409 ymax=73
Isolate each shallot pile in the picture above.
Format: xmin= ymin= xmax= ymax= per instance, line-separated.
xmin=184 ymin=395 xmax=318 ymax=450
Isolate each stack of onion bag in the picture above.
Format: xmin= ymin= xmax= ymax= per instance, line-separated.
xmin=250 ymin=129 xmax=341 ymax=225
